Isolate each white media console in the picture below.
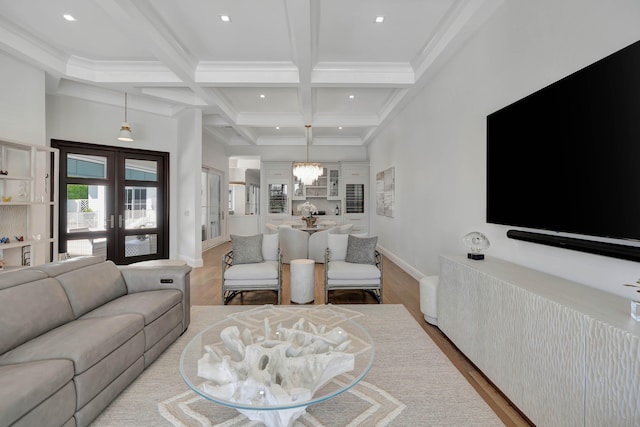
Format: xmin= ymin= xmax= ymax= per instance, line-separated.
xmin=438 ymin=255 xmax=640 ymax=426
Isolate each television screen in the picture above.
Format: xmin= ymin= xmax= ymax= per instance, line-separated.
xmin=487 ymin=39 xmax=640 ymax=242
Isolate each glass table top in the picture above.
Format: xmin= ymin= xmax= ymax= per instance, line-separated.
xmin=179 ymin=305 xmax=374 ymax=425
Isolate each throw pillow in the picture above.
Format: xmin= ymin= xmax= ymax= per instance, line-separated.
xmin=231 ymin=234 xmax=264 ymax=264
xmin=345 ymin=235 xmax=378 ymax=264
xmin=262 ymin=233 xmax=279 ymax=261
xmin=327 ymin=234 xmax=349 ymax=261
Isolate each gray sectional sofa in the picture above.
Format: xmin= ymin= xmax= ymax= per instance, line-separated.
xmin=0 ymin=256 xmax=191 ymax=427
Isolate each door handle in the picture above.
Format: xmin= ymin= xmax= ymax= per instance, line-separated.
xmin=110 ymin=215 xmax=115 ymax=229
xmin=119 ymin=215 xmax=123 ymax=228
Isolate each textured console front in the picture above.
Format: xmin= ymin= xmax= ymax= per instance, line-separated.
xmin=439 ymin=255 xmax=640 ymax=426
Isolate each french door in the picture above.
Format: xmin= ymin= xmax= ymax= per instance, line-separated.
xmin=201 ymin=167 xmax=225 ymax=250
xmin=52 ymin=140 xmax=169 ymax=264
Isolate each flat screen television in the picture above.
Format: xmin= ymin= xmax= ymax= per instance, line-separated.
xmin=487 ymin=39 xmax=640 ymax=258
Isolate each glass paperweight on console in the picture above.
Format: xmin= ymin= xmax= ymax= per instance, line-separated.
xmin=463 ymin=231 xmax=490 ymax=260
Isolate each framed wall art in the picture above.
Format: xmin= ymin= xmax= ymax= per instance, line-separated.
xmin=376 ymin=167 xmax=394 ymax=218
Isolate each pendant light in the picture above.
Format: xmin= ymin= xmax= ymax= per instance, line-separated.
xmin=117 ymin=92 xmax=134 ymax=142
xmin=293 ymin=125 xmax=322 ymax=185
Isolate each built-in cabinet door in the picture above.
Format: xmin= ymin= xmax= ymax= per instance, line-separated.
xmin=342 ymin=163 xmax=369 ymax=234
xmin=327 ymin=164 xmax=340 ymax=200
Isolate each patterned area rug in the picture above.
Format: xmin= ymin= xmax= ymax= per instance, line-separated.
xmin=91 ymin=305 xmax=503 ymax=426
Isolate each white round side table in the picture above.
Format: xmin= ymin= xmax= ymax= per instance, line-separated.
xmin=290 ymin=258 xmax=315 ymax=304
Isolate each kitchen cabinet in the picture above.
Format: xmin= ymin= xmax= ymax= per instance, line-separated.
xmin=0 ymin=139 xmax=59 ymax=271
xmin=262 ymin=162 xmax=292 ymax=225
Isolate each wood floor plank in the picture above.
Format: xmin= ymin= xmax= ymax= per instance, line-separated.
xmin=193 ymin=242 xmax=532 ymax=426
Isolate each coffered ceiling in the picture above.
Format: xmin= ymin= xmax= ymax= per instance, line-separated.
xmin=0 ymin=0 xmax=501 ymax=147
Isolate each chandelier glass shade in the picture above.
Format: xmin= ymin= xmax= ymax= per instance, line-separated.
xmin=117 ymin=92 xmax=134 ymax=142
xmin=293 ymin=125 xmax=322 ymax=185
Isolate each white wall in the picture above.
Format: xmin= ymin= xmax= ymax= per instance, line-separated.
xmin=0 ymin=51 xmax=46 ymax=144
xmin=175 ymin=109 xmax=203 ymax=266
xmin=369 ymin=0 xmax=640 ymax=299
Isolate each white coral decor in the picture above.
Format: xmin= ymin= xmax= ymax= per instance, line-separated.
xmin=197 ymin=317 xmax=355 ymax=426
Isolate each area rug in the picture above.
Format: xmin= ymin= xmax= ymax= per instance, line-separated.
xmin=91 ymin=305 xmax=503 ymax=426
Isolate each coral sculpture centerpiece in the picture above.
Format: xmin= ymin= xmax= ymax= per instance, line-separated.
xmin=180 ymin=306 xmax=374 ymax=427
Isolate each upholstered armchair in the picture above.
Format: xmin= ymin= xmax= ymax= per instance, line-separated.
xmin=222 ymin=233 xmax=282 ymax=304
xmin=278 ymin=226 xmax=309 ymax=264
xmin=324 ymin=234 xmax=383 ymax=303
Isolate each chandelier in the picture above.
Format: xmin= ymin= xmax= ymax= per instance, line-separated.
xmin=293 ymin=124 xmax=322 ymax=185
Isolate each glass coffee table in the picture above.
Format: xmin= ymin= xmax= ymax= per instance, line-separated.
xmin=180 ymin=305 xmax=374 ymax=427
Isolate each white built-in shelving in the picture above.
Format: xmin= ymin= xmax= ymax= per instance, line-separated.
xmin=0 ymin=138 xmax=59 ymax=271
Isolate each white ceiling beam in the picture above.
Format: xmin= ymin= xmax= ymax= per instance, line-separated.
xmin=237 ymin=112 xmax=303 ymax=127
xmin=196 ymin=62 xmax=299 ymax=85
xmin=139 ymin=87 xmax=207 ymax=106
xmin=256 ymin=136 xmax=305 ymax=146
xmin=56 ymin=79 xmax=176 ymax=116
xmin=0 ymin=16 xmax=67 ymax=76
xmin=284 ymin=0 xmax=314 ymax=124
xmin=313 ymin=113 xmax=380 ymax=127
xmin=66 ymin=56 xmax=182 ymax=84
xmin=312 ymin=62 xmax=415 ymax=87
xmin=312 ymin=136 xmax=363 ymax=146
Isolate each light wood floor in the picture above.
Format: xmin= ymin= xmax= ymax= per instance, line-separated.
xmin=192 ymin=242 xmax=533 ymax=427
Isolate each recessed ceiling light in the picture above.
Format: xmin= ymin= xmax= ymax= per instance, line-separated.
xmin=375 ymin=16 xmax=384 ymax=23
xmin=349 ymin=94 xmax=355 ymax=99
xmin=220 ymin=15 xmax=231 ymax=22
xmin=259 ymin=94 xmax=266 ymax=99
xmin=275 ymin=126 xmax=280 ymax=130
xmin=63 ymin=14 xmax=76 ymax=21
xmin=338 ymin=126 xmax=343 ymax=130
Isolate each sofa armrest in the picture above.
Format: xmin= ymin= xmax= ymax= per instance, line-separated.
xmin=118 ymin=264 xmax=192 ymax=331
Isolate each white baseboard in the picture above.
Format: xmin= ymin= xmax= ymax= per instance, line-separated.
xmin=376 ymin=244 xmax=424 ymax=281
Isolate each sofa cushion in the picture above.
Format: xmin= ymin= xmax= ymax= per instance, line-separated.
xmin=326 ymin=260 xmax=382 ymax=281
xmin=0 ymin=278 xmax=74 ymax=354
xmin=345 ymin=235 xmax=378 ymax=264
xmin=224 ymin=260 xmax=279 ymax=281
xmin=32 ymin=255 xmax=105 ymax=277
xmin=0 ymin=314 xmax=143 ymax=374
xmin=81 ymin=289 xmax=181 ymax=326
xmin=0 ymin=360 xmax=75 ymax=427
xmin=231 ymin=234 xmax=264 ymax=264
xmin=54 ymin=260 xmax=128 ymax=318
xmin=0 ymin=269 xmax=48 ymax=290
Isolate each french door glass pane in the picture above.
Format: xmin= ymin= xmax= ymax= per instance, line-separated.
xmin=125 ymin=159 xmax=157 ymax=181
xmin=124 ymin=234 xmax=157 ymax=257
xmin=209 ymin=173 xmax=221 ymax=239
xmin=66 ymin=184 xmax=107 ymax=231
xmin=67 ymin=154 xmax=107 ymax=179
xmin=124 ymin=186 xmax=157 ymax=229
xmin=66 ymin=237 xmax=107 ymax=258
